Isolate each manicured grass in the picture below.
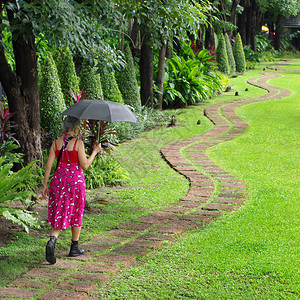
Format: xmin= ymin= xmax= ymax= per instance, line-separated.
xmin=0 ymin=62 xmax=297 ymax=297
xmin=94 ymin=62 xmax=300 ymax=298
xmin=0 ymin=66 xmax=268 ymax=287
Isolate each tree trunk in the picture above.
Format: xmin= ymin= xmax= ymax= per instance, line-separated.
xmin=249 ymin=0 xmax=257 ymax=51
xmin=196 ymin=25 xmax=204 ymax=51
xmin=0 ymin=13 xmax=42 ymax=166
xmin=205 ymin=16 xmax=215 ymax=51
xmin=156 ymin=42 xmax=166 ymax=110
xmin=237 ymin=0 xmax=248 ymax=44
xmin=274 ymin=14 xmax=283 ymax=50
xmin=230 ymin=0 xmax=240 ymax=28
xmin=139 ymin=37 xmax=153 ymax=107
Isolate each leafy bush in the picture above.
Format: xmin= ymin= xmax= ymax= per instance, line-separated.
xmin=39 ymin=53 xmax=67 ymax=141
xmin=0 ymin=101 xmax=19 ymax=157
xmin=244 ymin=45 xmax=261 ymax=63
xmin=116 ymin=44 xmax=141 ymax=109
xmin=246 ymin=60 xmax=257 ymax=70
xmin=0 ymin=157 xmax=40 ymax=233
xmin=100 ymin=69 xmax=123 ymax=103
xmin=261 ymin=50 xmax=277 ymax=62
xmin=79 ymin=59 xmax=103 ymax=100
xmin=224 ymin=33 xmax=236 ymax=74
xmin=255 ymin=34 xmax=273 ymax=53
xmin=84 ymin=156 xmax=128 ymax=189
xmin=216 ymin=70 xmax=230 ymax=91
xmin=216 ymin=33 xmax=230 ymax=74
xmin=162 ymin=46 xmax=221 ymax=107
xmin=112 ymin=106 xmax=167 ymax=141
xmin=233 ymin=33 xmax=246 ymax=73
xmin=55 ymin=46 xmax=79 ymax=106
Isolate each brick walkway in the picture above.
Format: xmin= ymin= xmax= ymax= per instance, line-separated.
xmin=0 ymin=68 xmax=292 ymax=299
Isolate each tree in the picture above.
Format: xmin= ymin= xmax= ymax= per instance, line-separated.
xmin=0 ymin=1 xmax=42 ymax=165
xmin=0 ymin=0 xmax=121 ymax=165
xmin=79 ymin=60 xmax=103 ymax=100
xmin=257 ymin=0 xmax=300 ymax=50
xmin=216 ymin=33 xmax=230 ymax=74
xmin=116 ymin=44 xmax=141 ymax=109
xmin=99 ymin=69 xmax=123 ymax=103
xmin=55 ymin=47 xmax=79 ymax=107
xmin=225 ymin=33 xmax=236 ymax=74
xmin=116 ymin=0 xmax=211 ymax=107
xmin=39 ymin=54 xmax=67 ymax=141
xmin=233 ymin=33 xmax=246 ymax=73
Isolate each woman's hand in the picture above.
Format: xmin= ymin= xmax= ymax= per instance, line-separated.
xmin=42 ymin=185 xmax=49 ymax=199
xmin=93 ymin=143 xmax=102 ymax=154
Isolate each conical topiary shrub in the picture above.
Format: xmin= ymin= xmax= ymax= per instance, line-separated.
xmin=39 ymin=54 xmax=67 ymax=140
xmin=225 ymin=33 xmax=236 ymax=75
xmin=55 ymin=47 xmax=79 ymax=106
xmin=116 ymin=44 xmax=141 ymax=108
xmin=216 ymin=33 xmax=230 ymax=75
xmin=99 ymin=67 xmax=123 ymax=103
xmin=233 ymin=33 xmax=246 ymax=73
xmin=79 ymin=60 xmax=103 ymax=100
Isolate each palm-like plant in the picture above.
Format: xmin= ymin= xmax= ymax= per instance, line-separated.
xmin=163 ymin=47 xmax=221 ymax=107
xmin=0 ymin=157 xmax=40 ymax=233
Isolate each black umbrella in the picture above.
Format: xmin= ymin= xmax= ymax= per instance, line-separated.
xmin=61 ymin=99 xmax=137 ymax=123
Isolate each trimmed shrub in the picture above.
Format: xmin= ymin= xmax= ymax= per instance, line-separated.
xmin=233 ymin=33 xmax=246 ymax=73
xmin=39 ymin=53 xmax=67 ymax=140
xmin=55 ymin=47 xmax=79 ymax=106
xmin=216 ymin=33 xmax=230 ymax=74
xmin=116 ymin=44 xmax=141 ymax=108
xmin=99 ymin=68 xmax=123 ymax=103
xmin=79 ymin=60 xmax=103 ymax=100
xmin=225 ymin=33 xmax=236 ymax=74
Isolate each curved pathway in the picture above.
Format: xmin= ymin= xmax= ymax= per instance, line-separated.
xmin=0 ymin=67 xmax=292 ymax=299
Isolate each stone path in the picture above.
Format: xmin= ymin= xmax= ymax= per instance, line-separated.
xmin=0 ymin=67 xmax=292 ymax=299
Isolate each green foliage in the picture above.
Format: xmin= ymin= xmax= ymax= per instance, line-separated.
xmin=39 ymin=53 xmax=67 ymax=140
xmin=117 ymin=0 xmax=210 ymax=50
xmin=0 ymin=157 xmax=40 ymax=233
xmin=99 ymin=69 xmax=123 ymax=103
xmin=84 ymin=156 xmax=128 ymax=189
xmin=163 ymin=45 xmax=222 ymax=107
xmin=55 ymin=46 xmax=79 ymax=106
xmin=216 ymin=70 xmax=230 ymax=91
xmin=255 ymin=34 xmax=273 ymax=53
xmin=261 ymin=50 xmax=277 ymax=62
xmin=216 ymin=33 xmax=230 ymax=74
xmin=116 ymin=44 xmax=141 ymax=108
xmin=112 ymin=106 xmax=167 ymax=141
xmin=79 ymin=60 xmax=103 ymax=100
xmin=233 ymin=33 xmax=246 ymax=73
xmin=0 ymin=142 xmax=23 ymax=165
xmin=244 ymin=45 xmax=261 ymax=63
xmin=224 ymin=33 xmax=236 ymax=74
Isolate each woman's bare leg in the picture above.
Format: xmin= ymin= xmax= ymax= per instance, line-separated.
xmin=50 ymin=227 xmax=61 ymax=238
xmin=71 ymin=226 xmax=81 ymax=241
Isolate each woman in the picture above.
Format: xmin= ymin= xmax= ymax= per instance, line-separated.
xmin=43 ymin=116 xmax=101 ymax=264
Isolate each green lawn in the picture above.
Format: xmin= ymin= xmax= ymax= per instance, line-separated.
xmin=0 ymin=62 xmax=298 ymax=299
xmin=95 ymin=63 xmax=300 ymax=299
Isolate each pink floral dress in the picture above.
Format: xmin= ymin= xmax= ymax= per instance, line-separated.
xmin=48 ymin=138 xmax=86 ymax=229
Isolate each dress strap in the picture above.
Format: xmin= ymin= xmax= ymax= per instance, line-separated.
xmin=73 ymin=139 xmax=78 ymax=150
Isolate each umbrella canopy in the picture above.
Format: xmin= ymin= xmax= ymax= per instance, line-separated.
xmin=61 ymin=99 xmax=137 ymax=123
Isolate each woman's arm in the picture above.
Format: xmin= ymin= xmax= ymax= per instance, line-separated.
xmin=43 ymin=142 xmax=56 ymax=198
xmin=77 ymin=140 xmax=102 ymax=170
